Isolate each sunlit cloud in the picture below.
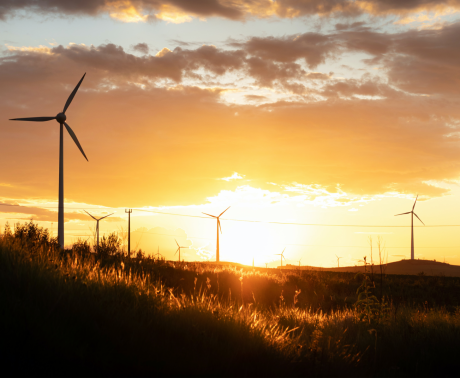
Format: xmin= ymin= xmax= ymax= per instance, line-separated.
xmin=154 ymin=4 xmax=193 ymax=23
xmin=6 ymin=44 xmax=53 ymax=54
xmin=219 ymin=172 xmax=245 ymax=181
xmin=108 ymin=1 xmax=148 ymax=23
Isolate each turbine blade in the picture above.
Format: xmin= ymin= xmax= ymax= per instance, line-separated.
xmin=63 ymin=73 xmax=86 ymax=113
xmin=394 ymin=212 xmax=411 ymax=216
xmin=175 ymin=248 xmax=179 ymax=255
xmin=414 ymin=213 xmax=425 ymax=226
xmin=219 ymin=206 xmax=231 ymax=218
xmin=175 ymin=239 xmax=179 ymax=247
xmin=282 ymin=247 xmax=286 ymax=256
xmin=10 ymin=116 xmax=56 ymax=122
xmin=412 ymin=194 xmax=418 ymax=211
xmin=202 ymin=212 xmax=217 ymax=218
xmin=83 ymin=210 xmax=97 ymax=221
xmin=218 ymin=219 xmax=222 ymax=234
xmin=99 ymin=212 xmax=114 ymax=220
xmin=64 ymin=122 xmax=88 ymax=161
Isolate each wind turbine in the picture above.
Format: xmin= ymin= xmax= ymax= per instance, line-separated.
xmin=10 ymin=73 xmax=88 ymax=250
xmin=154 ymin=246 xmax=163 ymax=260
xmin=394 ymin=195 xmax=425 ymax=260
xmin=297 ymin=258 xmax=302 ymax=267
xmin=275 ymin=248 xmax=286 ymax=268
xmin=335 ymin=255 xmax=343 ymax=268
xmin=202 ymin=206 xmax=230 ymax=262
xmin=174 ymin=239 xmax=188 ymax=262
xmin=84 ymin=210 xmax=114 ymax=250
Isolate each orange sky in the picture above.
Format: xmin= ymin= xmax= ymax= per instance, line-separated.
xmin=1 ymin=0 xmax=460 ymax=266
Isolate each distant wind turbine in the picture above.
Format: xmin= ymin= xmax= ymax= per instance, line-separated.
xmin=174 ymin=239 xmax=188 ymax=262
xmin=297 ymin=258 xmax=302 ymax=267
xmin=154 ymin=246 xmax=163 ymax=260
xmin=84 ymin=210 xmax=114 ymax=250
xmin=9 ymin=73 xmax=88 ymax=250
xmin=275 ymin=248 xmax=286 ymax=268
xmin=335 ymin=255 xmax=343 ymax=268
xmin=202 ymin=206 xmax=230 ymax=262
xmin=394 ymin=195 xmax=425 ymax=260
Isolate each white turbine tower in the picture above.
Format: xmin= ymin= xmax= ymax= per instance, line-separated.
xmin=10 ymin=73 xmax=88 ymax=249
xmin=395 ymin=195 xmax=425 ymax=260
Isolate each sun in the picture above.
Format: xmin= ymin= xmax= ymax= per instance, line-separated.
xmin=220 ymin=221 xmax=276 ymax=266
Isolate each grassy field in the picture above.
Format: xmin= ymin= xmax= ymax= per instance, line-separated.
xmin=1 ymin=221 xmax=460 ymax=377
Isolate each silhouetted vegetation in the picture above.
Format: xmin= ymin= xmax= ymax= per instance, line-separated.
xmin=1 ymin=221 xmax=460 ymax=377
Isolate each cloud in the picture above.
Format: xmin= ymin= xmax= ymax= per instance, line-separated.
xmin=242 ymin=33 xmax=337 ymax=68
xmin=219 ymin=172 xmax=244 ymax=181
xmin=2 ymin=25 xmax=460 ymax=205
xmin=244 ymin=94 xmax=267 ymax=102
xmin=2 ymin=0 xmax=460 ymax=22
xmin=132 ymin=43 xmax=150 ymax=54
xmin=0 ymin=203 xmax=103 ymax=222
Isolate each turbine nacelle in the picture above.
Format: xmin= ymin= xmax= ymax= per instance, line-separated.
xmin=56 ymin=113 xmax=67 ymax=124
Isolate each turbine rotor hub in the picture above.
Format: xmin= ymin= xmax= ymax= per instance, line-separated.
xmin=56 ymin=113 xmax=66 ymax=124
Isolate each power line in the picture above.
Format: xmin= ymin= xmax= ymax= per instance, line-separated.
xmin=3 ymin=203 xmax=460 ymax=227
xmin=135 ymin=208 xmax=460 ymax=228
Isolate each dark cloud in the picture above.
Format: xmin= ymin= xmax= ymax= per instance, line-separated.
xmin=0 ymin=43 xmax=245 ymax=85
xmin=2 ymin=0 xmax=460 ymax=21
xmin=241 ymin=33 xmax=336 ymax=68
xmin=387 ymin=23 xmax=460 ymax=95
xmin=244 ymin=94 xmax=268 ymax=102
xmin=0 ymin=203 xmax=102 ymax=222
xmin=321 ymin=78 xmax=392 ymax=98
xmin=246 ymin=57 xmax=305 ymax=89
xmin=335 ymin=21 xmax=368 ymax=31
xmin=132 ymin=43 xmax=149 ymax=55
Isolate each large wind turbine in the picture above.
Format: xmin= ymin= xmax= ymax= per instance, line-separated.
xmin=10 ymin=73 xmax=88 ymax=250
xmin=202 ymin=206 xmax=230 ymax=262
xmin=275 ymin=248 xmax=286 ymax=268
xmin=174 ymin=239 xmax=188 ymax=262
xmin=395 ymin=195 xmax=425 ymax=260
xmin=84 ymin=210 xmax=114 ymax=250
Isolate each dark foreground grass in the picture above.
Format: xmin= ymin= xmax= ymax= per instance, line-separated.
xmin=1 ymin=224 xmax=460 ymax=377
xmin=0 ymin=241 xmax=297 ymax=377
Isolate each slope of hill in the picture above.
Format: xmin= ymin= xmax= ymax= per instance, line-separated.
xmin=284 ymin=259 xmax=460 ymax=277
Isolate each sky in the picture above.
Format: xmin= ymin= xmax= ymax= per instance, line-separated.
xmin=1 ymin=0 xmax=460 ymax=267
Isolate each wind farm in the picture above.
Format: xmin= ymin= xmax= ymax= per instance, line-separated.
xmin=2 ymin=2 xmax=460 ymax=377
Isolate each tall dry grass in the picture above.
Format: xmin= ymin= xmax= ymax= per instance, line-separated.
xmin=1 ymin=221 xmax=460 ymax=376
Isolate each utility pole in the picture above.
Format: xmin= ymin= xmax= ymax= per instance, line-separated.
xmin=125 ymin=209 xmax=132 ymax=258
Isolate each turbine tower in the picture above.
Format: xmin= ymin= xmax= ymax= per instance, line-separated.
xmin=10 ymin=73 xmax=88 ymax=250
xmin=202 ymin=206 xmax=230 ymax=262
xmin=84 ymin=210 xmax=114 ymax=250
xmin=394 ymin=195 xmax=425 ymax=260
xmin=335 ymin=255 xmax=342 ymax=268
xmin=275 ymin=248 xmax=286 ymax=268
xmin=174 ymin=239 xmax=188 ymax=262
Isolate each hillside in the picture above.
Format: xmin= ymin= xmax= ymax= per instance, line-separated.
xmin=283 ymin=259 xmax=460 ymax=277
